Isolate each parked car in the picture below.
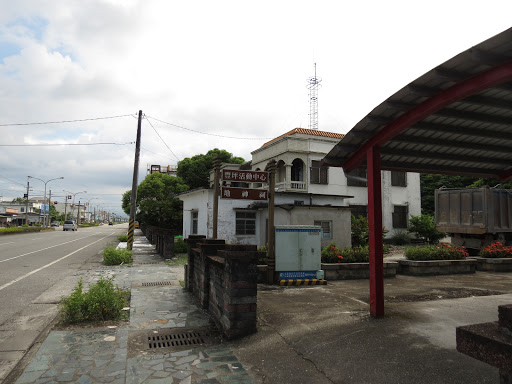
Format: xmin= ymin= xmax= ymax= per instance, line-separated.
xmin=63 ymin=220 xmax=77 ymax=231
xmin=51 ymin=221 xmax=60 ymax=227
xmin=109 ymin=222 xmax=113 ymax=226
xmin=135 ymin=221 xmax=140 ymax=228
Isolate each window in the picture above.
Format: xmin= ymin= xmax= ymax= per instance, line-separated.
xmin=236 ymin=212 xmax=256 ymax=235
xmin=310 ymin=160 xmax=328 ymax=185
xmin=191 ymin=211 xmax=198 ymax=234
xmin=350 ymin=205 xmax=368 ymax=219
xmin=346 ymin=169 xmax=367 ymax=187
xmin=391 ymin=171 xmax=407 ymax=187
xmin=20 ymin=207 xmax=25 ymax=213
xmin=392 ymin=205 xmax=408 ymax=228
xmin=314 ymin=220 xmax=332 ymax=239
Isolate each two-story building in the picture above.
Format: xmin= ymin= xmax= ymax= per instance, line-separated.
xmin=179 ymin=128 xmax=421 ymax=248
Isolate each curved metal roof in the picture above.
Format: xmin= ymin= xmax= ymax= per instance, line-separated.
xmin=323 ymin=27 xmax=512 ymax=182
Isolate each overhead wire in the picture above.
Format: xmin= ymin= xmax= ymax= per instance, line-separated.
xmin=144 ymin=115 xmax=180 ymax=162
xmin=145 ymin=115 xmax=273 ymax=140
xmin=0 ymin=142 xmax=134 ymax=147
xmin=0 ymin=113 xmax=136 ymax=127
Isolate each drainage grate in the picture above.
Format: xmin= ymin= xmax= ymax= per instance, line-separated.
xmin=141 ymin=281 xmax=177 ymax=287
xmin=147 ymin=329 xmax=210 ymax=350
xmin=135 ymin=261 xmax=163 ymax=265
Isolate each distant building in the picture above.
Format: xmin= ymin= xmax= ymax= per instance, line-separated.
xmin=179 ymin=128 xmax=421 ymax=248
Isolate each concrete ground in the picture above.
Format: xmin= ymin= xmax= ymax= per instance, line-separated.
xmin=5 ymin=234 xmax=512 ymax=383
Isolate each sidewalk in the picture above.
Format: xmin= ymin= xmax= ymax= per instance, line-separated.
xmin=12 ymin=231 xmax=253 ymax=384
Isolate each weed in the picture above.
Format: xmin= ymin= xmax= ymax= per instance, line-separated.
xmin=103 ymin=246 xmax=133 ymax=265
xmin=166 ymin=253 xmax=188 ymax=266
xmin=60 ymin=277 xmax=130 ymax=324
xmin=174 ymin=238 xmax=188 ymax=253
xmin=117 ymin=234 xmax=128 ymax=242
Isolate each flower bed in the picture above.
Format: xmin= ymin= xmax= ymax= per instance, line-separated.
xmin=321 ymin=243 xmax=369 ymax=263
xmin=474 ymin=242 xmax=512 ymax=272
xmin=399 ymin=243 xmax=475 ymax=276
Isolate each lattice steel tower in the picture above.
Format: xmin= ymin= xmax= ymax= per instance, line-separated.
xmin=307 ymin=63 xmax=322 ymax=130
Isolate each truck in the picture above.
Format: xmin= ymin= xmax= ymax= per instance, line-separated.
xmin=435 ymin=187 xmax=512 ymax=251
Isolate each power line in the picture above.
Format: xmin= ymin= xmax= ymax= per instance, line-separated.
xmin=145 ymin=115 xmax=273 ymax=140
xmin=0 ymin=176 xmax=26 ymax=188
xmin=141 ymin=147 xmax=176 ymax=162
xmin=0 ymin=142 xmax=134 ymax=147
xmin=0 ymin=113 xmax=136 ymax=127
xmin=144 ymin=115 xmax=180 ymax=162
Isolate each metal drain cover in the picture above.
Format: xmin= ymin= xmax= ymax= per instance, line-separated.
xmin=146 ymin=328 xmax=211 ymax=351
xmin=131 ymin=281 xmax=180 ymax=288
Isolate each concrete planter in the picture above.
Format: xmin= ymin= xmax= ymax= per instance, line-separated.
xmin=398 ymin=259 xmax=476 ymax=276
xmin=321 ymin=262 xmax=398 ymax=280
xmin=473 ymin=257 xmax=512 ymax=272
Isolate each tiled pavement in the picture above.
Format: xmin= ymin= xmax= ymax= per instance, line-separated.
xmin=14 ymin=232 xmax=253 ymax=384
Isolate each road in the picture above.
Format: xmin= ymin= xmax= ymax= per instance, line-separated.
xmin=0 ymin=223 xmax=127 ymax=382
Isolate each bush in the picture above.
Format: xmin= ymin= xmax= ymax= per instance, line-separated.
xmin=407 ymin=214 xmax=446 ymax=244
xmin=321 ymin=243 xmax=370 ymax=263
xmin=60 ymin=277 xmax=129 ymax=324
xmin=174 ymin=238 xmax=188 ymax=253
xmin=257 ymin=245 xmax=268 ymax=265
xmin=390 ymin=230 xmax=411 ymax=245
xmin=405 ymin=243 xmax=468 ymax=261
xmin=351 ymin=215 xmax=369 ymax=247
xmin=103 ymin=246 xmax=133 ymax=265
xmin=117 ymin=234 xmax=128 ymax=242
xmin=479 ymin=242 xmax=512 ymax=258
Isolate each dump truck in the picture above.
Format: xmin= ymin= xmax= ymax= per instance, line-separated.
xmin=435 ymin=187 xmax=512 ymax=250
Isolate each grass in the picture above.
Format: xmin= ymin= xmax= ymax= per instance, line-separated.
xmin=103 ymin=245 xmax=133 ymax=265
xmin=166 ymin=253 xmax=188 ymax=266
xmin=117 ymin=234 xmax=128 ymax=242
xmin=59 ymin=277 xmax=130 ymax=325
xmin=0 ymin=227 xmax=47 ymax=234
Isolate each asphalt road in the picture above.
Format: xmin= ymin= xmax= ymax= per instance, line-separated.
xmin=0 ymin=223 xmax=127 ymax=381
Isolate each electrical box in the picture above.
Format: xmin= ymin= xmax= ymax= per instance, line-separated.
xmin=275 ymin=225 xmax=322 ymax=273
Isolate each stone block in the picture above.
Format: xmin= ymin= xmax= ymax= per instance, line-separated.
xmin=499 ymin=305 xmax=512 ymax=331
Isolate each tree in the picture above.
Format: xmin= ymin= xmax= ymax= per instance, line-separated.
xmin=407 ymin=214 xmax=446 ymax=244
xmin=11 ymin=197 xmax=26 ymax=204
xmin=177 ymin=148 xmax=244 ymax=189
xmin=121 ymin=173 xmax=189 ymax=231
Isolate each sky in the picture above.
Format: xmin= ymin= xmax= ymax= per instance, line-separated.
xmin=0 ymin=0 xmax=511 ymax=218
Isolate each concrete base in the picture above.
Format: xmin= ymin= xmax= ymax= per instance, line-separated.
xmin=399 ymin=259 xmax=476 ymax=276
xmin=474 ymin=257 xmax=512 ymax=272
xmin=322 ymin=262 xmax=398 ymax=280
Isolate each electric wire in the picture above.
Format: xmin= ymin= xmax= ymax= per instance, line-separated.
xmin=0 ymin=142 xmax=134 ymax=147
xmin=0 ymin=113 xmax=136 ymax=127
xmin=144 ymin=115 xmax=180 ymax=162
xmin=145 ymin=115 xmax=272 ymax=140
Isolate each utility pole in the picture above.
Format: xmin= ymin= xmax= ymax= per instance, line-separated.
xmin=76 ymin=201 xmax=80 ymax=224
xmin=266 ymin=160 xmax=277 ymax=284
xmin=128 ymin=110 xmax=142 ymax=250
xmin=48 ymin=190 xmax=52 ymax=226
xmin=212 ymin=156 xmax=221 ymax=239
xmin=25 ymin=179 xmax=30 ymax=225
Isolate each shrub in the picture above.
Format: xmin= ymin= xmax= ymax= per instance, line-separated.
xmin=174 ymin=238 xmax=188 ymax=253
xmin=408 ymin=214 xmax=446 ymax=244
xmin=60 ymin=277 xmax=129 ymax=324
xmin=103 ymin=246 xmax=133 ymax=265
xmin=257 ymin=245 xmax=268 ymax=265
xmin=479 ymin=242 xmax=512 ymax=258
xmin=322 ymin=243 xmax=370 ymax=263
xmin=390 ymin=230 xmax=411 ymax=245
xmin=117 ymin=234 xmax=128 ymax=242
xmin=351 ymin=215 xmax=369 ymax=247
xmin=405 ymin=243 xmax=468 ymax=261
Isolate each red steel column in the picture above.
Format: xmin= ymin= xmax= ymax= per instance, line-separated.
xmin=367 ymin=146 xmax=384 ymax=317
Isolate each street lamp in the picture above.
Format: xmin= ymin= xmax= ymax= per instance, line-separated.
xmin=84 ymin=198 xmax=98 ymax=223
xmin=28 ymin=176 xmax=64 ymax=227
xmin=63 ymin=190 xmax=87 ymax=222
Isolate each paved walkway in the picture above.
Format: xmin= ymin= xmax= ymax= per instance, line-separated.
xmin=14 ymin=232 xmax=253 ymax=384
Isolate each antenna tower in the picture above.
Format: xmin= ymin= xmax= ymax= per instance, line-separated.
xmin=307 ymin=63 xmax=322 ymax=130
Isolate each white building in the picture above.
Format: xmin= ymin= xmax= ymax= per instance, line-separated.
xmin=179 ymin=128 xmax=421 ymax=248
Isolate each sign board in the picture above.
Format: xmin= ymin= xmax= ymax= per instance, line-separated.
xmin=221 ymin=187 xmax=268 ymax=200
xmin=279 ymin=271 xmax=317 ymax=280
xmin=222 ymin=169 xmax=268 ymax=183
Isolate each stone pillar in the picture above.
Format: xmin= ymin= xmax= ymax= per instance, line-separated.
xmin=185 ymin=235 xmax=206 ymax=292
xmin=285 ymin=164 xmax=292 ymax=190
xmin=218 ymin=244 xmax=258 ymax=339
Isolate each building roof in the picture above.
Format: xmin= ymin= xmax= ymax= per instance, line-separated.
xmin=323 ymin=27 xmax=512 ymax=182
xmin=262 ymin=128 xmax=345 ymax=148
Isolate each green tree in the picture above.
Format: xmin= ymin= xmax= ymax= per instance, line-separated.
xmin=177 ymin=148 xmax=244 ymax=189
xmin=11 ymin=197 xmax=27 ymax=204
xmin=121 ymin=173 xmax=188 ymax=230
xmin=407 ymin=214 xmax=446 ymax=244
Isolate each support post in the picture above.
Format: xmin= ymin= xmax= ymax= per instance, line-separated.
xmin=212 ymin=156 xmax=221 ymax=239
xmin=128 ymin=110 xmax=142 ymax=250
xmin=266 ymin=160 xmax=276 ymax=284
xmin=25 ymin=180 xmax=29 ymax=225
xmin=367 ymin=146 xmax=384 ymax=317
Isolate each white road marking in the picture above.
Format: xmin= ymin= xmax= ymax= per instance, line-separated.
xmin=0 ymin=233 xmax=102 ymax=263
xmin=0 ymin=242 xmax=15 ymax=246
xmin=0 ymin=232 xmax=114 ymax=292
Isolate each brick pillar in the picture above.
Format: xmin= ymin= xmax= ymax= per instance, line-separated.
xmin=185 ymin=235 xmax=206 ymax=292
xmin=218 ymin=244 xmax=258 ymax=340
xmin=197 ymin=240 xmax=226 ymax=310
xmin=162 ymin=229 xmax=174 ymax=259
